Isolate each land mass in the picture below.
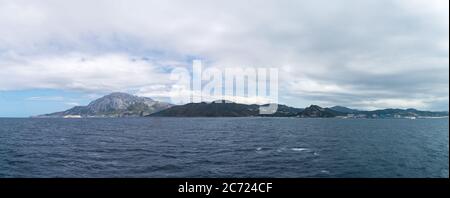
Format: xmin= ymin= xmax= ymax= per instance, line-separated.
xmin=151 ymin=102 xmax=448 ymax=118
xmin=36 ymin=92 xmax=173 ymax=118
xmin=37 ymin=92 xmax=449 ymax=119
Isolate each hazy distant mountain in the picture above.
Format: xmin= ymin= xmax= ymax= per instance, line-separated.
xmin=37 ymin=92 xmax=173 ymax=118
xmin=357 ymin=108 xmax=449 ymax=118
xmin=149 ymin=101 xmax=304 ymax=117
xmin=330 ymin=106 xmax=359 ymax=113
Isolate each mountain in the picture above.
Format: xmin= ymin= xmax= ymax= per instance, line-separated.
xmin=298 ymin=105 xmax=346 ymax=118
xmin=149 ymin=102 xmax=260 ymax=117
xmin=357 ymin=108 xmax=449 ymax=118
xmin=148 ymin=101 xmax=304 ymax=117
xmin=37 ymin=92 xmax=173 ymax=118
xmin=36 ymin=93 xmax=448 ymax=118
xmin=149 ymin=102 xmax=448 ymax=118
xmin=330 ymin=106 xmax=359 ymax=113
xmin=260 ymin=104 xmax=304 ymax=117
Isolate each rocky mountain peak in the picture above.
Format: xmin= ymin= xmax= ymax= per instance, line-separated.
xmin=38 ymin=92 xmax=172 ymax=118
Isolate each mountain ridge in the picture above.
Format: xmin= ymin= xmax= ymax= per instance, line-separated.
xmin=36 ymin=92 xmax=173 ymax=118
xmin=149 ymin=102 xmax=448 ymax=118
xmin=36 ymin=92 xmax=449 ymax=118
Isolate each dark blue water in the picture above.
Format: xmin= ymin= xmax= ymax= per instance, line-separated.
xmin=0 ymin=118 xmax=448 ymax=178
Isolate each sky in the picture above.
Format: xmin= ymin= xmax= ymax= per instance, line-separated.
xmin=0 ymin=0 xmax=448 ymax=117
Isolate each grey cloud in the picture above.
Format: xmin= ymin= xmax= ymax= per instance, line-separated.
xmin=0 ymin=0 xmax=447 ymax=110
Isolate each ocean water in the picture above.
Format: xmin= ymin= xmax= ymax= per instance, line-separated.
xmin=0 ymin=117 xmax=448 ymax=178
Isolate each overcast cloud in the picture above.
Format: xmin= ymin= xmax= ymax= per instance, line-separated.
xmin=0 ymin=0 xmax=448 ymax=110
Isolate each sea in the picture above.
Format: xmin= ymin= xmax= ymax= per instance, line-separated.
xmin=0 ymin=117 xmax=448 ymax=178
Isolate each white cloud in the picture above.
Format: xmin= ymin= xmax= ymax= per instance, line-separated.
xmin=136 ymin=85 xmax=274 ymax=105
xmin=26 ymin=96 xmax=64 ymax=101
xmin=0 ymin=52 xmax=172 ymax=92
xmin=289 ymin=78 xmax=350 ymax=94
xmin=65 ymin=102 xmax=80 ymax=106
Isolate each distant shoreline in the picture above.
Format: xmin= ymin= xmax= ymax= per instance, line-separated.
xmin=2 ymin=116 xmax=446 ymax=119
